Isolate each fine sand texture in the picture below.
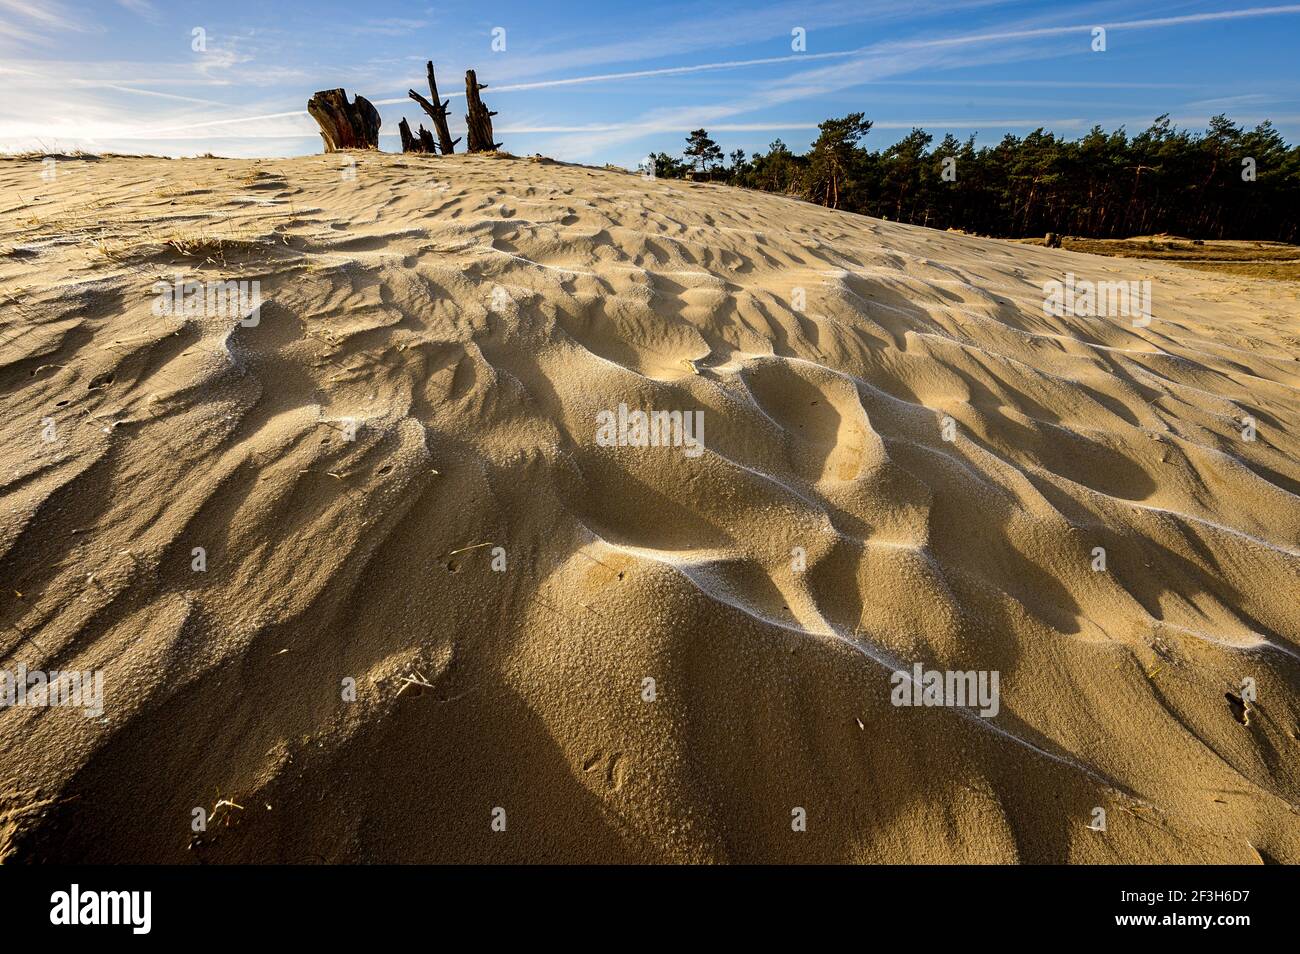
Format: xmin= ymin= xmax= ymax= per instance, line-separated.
xmin=1 ymin=153 xmax=1298 ymax=863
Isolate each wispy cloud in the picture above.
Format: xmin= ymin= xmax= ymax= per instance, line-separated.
xmin=1184 ymin=92 xmax=1286 ymax=110
xmin=115 ymin=0 xmax=159 ymax=19
xmin=535 ymin=3 xmax=1300 ymax=157
xmin=479 ymin=0 xmax=1016 ymax=84
xmin=356 ymin=18 xmax=433 ymax=36
xmin=138 ymin=2 xmax=1287 ymax=139
xmin=892 ymin=3 xmax=1300 ymax=50
xmin=0 ymin=0 xmax=93 ymax=47
xmin=498 ymin=117 xmax=1086 ymax=134
xmin=3 ymin=1 xmax=1298 ymax=161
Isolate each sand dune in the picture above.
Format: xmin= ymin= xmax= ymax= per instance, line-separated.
xmin=1 ymin=152 xmax=1297 ymax=863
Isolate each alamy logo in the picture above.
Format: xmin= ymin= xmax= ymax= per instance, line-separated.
xmin=595 ymin=403 xmax=704 ymax=458
xmin=890 ymin=663 xmax=1000 ymax=717
xmin=1 ymin=664 xmax=103 ymax=718
xmin=151 ymin=273 xmax=262 ymax=326
xmin=1042 ymin=272 xmax=1151 ymax=327
xmin=50 ymin=884 xmax=151 ymax=934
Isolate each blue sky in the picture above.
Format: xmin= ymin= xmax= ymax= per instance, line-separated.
xmin=1 ymin=0 xmax=1298 ymax=166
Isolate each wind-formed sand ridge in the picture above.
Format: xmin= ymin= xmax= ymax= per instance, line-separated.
xmin=1 ymin=152 xmax=1297 ymax=863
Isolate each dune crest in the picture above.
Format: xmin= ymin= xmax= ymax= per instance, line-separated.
xmin=1 ymin=153 xmax=1298 ymax=863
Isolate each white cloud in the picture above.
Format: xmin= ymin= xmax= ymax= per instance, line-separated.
xmin=0 ymin=0 xmax=93 ymax=48
xmin=115 ymin=0 xmax=158 ymax=19
xmin=5 ymin=1 xmax=1298 ymax=160
xmin=0 ymin=0 xmax=74 ymax=29
xmin=533 ymin=4 xmax=1300 ymax=158
xmin=356 ymin=18 xmax=432 ymax=36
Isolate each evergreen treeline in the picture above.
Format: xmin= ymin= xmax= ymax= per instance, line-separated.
xmin=650 ymin=115 xmax=1300 ymax=242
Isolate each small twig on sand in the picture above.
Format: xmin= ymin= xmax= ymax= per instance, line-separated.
xmin=210 ymin=793 xmax=245 ymax=827
xmin=395 ymin=670 xmax=435 ymax=697
xmin=446 ymin=542 xmax=493 ymax=557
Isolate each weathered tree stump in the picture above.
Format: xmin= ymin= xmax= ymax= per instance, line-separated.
xmin=398 ymin=118 xmax=438 ymax=154
xmin=464 ymin=70 xmax=500 ymax=153
xmin=408 ymin=62 xmax=460 ymax=154
xmin=307 ymin=89 xmax=381 ymax=152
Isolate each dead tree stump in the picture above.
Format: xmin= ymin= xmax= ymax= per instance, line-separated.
xmin=398 ymin=118 xmax=438 ymax=154
xmin=408 ymin=61 xmax=460 ymax=154
xmin=464 ymin=70 xmax=500 ymax=153
xmin=307 ymin=89 xmax=381 ymax=152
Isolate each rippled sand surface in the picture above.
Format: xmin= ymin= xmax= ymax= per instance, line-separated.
xmin=1 ymin=153 xmax=1297 ymax=862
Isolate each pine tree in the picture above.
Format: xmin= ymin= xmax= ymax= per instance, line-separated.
xmin=653 ymin=115 xmax=1298 ymax=241
xmin=684 ymin=129 xmax=724 ymax=174
xmin=806 ymin=113 xmax=873 ymax=208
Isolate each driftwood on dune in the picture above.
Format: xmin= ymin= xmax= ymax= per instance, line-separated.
xmin=311 ymin=62 xmax=502 ymax=157
xmin=398 ymin=118 xmax=437 ymax=154
xmin=407 ymin=62 xmax=460 ymax=154
xmin=307 ymin=89 xmax=381 ymax=151
xmin=464 ymin=70 xmax=500 ymax=153
xmin=398 ymin=118 xmax=416 ymax=153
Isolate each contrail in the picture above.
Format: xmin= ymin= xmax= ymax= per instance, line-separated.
xmin=139 ymin=4 xmax=1300 ymax=135
xmin=139 ymin=108 xmax=315 ymax=133
xmin=393 ymin=4 xmax=1300 ymax=97
xmin=897 ymin=3 xmax=1300 ymax=49
xmin=495 ymin=118 xmax=1086 ymax=135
